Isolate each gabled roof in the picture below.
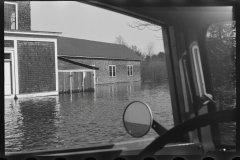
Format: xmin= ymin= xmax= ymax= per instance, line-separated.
xmin=57 ymin=36 xmax=141 ymax=61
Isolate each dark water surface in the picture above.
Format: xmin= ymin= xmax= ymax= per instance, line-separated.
xmin=5 ymin=81 xmax=173 ymax=152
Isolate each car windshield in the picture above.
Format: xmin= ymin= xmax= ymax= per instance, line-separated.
xmin=4 ymin=1 xmax=173 ymax=153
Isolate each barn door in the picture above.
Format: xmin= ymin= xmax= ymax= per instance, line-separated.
xmin=58 ymin=72 xmax=70 ymax=93
xmin=59 ymin=72 xmax=84 ymax=93
xmin=72 ymin=72 xmax=83 ymax=92
xmin=84 ymin=71 xmax=94 ymax=91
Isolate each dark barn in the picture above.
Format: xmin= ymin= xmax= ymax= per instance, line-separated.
xmin=57 ymin=37 xmax=142 ymax=90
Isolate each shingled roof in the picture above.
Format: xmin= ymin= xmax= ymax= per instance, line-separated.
xmin=57 ymin=36 xmax=141 ymax=61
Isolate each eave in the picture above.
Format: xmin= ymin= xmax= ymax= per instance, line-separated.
xmin=58 ymin=56 xmax=99 ymax=70
xmin=4 ymin=30 xmax=62 ymax=37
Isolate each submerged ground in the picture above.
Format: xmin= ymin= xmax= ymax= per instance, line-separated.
xmin=5 ymin=81 xmax=173 ymax=152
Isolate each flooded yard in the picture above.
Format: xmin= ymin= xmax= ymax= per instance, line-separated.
xmin=5 ymin=81 xmax=173 ymax=153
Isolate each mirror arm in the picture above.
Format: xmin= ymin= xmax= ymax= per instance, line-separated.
xmin=199 ymin=93 xmax=216 ymax=105
xmin=152 ymin=119 xmax=168 ymax=136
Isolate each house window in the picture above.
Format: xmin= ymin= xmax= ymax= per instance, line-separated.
xmin=109 ymin=65 xmax=116 ymax=77
xmin=127 ymin=65 xmax=133 ymax=76
xmin=4 ymin=2 xmax=17 ymax=30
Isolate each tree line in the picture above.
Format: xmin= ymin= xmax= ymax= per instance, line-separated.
xmin=140 ymin=52 xmax=167 ymax=82
xmin=115 ymin=36 xmax=168 ymax=82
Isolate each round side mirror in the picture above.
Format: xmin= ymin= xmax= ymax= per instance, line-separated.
xmin=123 ymin=101 xmax=153 ymax=137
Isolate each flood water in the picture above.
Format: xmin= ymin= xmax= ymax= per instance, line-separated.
xmin=5 ymin=81 xmax=174 ymax=153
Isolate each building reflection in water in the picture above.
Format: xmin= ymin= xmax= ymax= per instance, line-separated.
xmin=5 ymin=96 xmax=60 ymax=152
xmin=5 ymin=99 xmax=23 ymax=152
xmin=5 ymin=81 xmax=174 ymax=152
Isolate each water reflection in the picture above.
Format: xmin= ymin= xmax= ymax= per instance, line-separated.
xmin=5 ymin=81 xmax=173 ymax=152
xmin=5 ymin=97 xmax=60 ymax=152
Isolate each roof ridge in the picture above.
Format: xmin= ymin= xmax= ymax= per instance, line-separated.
xmin=59 ymin=36 xmax=123 ymax=46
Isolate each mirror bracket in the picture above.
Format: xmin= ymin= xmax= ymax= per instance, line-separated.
xmin=152 ymin=119 xmax=168 ymax=136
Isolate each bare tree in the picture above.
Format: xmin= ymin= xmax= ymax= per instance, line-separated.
xmin=127 ymin=20 xmax=163 ymax=40
xmin=127 ymin=20 xmax=161 ymax=31
xmin=115 ymin=35 xmax=128 ymax=46
xmin=130 ymin=45 xmax=143 ymax=57
xmin=145 ymin=41 xmax=155 ymax=56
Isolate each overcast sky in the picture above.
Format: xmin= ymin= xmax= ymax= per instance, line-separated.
xmin=31 ymin=1 xmax=164 ymax=54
